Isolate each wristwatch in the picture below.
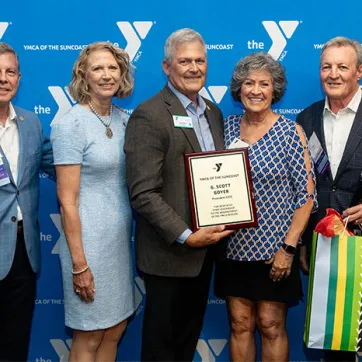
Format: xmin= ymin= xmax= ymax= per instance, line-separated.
xmin=281 ymin=243 xmax=296 ymax=255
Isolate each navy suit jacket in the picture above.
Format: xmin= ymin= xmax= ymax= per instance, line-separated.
xmin=0 ymin=106 xmax=55 ymax=280
xmin=297 ymin=97 xmax=362 ymax=253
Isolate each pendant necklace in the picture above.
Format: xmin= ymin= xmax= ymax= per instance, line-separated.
xmin=88 ymin=102 xmax=113 ymax=139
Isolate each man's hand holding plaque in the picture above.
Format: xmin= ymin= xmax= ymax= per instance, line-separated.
xmin=185 ymin=225 xmax=234 ymax=248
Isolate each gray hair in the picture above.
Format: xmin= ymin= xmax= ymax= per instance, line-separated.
xmin=164 ymin=28 xmax=206 ymax=62
xmin=321 ymin=36 xmax=362 ymax=66
xmin=230 ymin=52 xmax=287 ymax=104
xmin=0 ymin=42 xmax=20 ymax=71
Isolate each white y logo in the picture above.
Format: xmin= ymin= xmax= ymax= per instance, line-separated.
xmin=50 ymin=339 xmax=72 ymax=362
xmin=195 ymin=339 xmax=228 ymax=362
xmin=50 ymin=213 xmax=62 ymax=255
xmin=116 ymin=21 xmax=153 ymax=61
xmin=48 ymin=86 xmax=76 ymax=124
xmin=262 ymin=21 xmax=299 ymax=60
xmin=0 ymin=22 xmax=9 ymax=39
xmin=199 ymin=86 xmax=228 ymax=104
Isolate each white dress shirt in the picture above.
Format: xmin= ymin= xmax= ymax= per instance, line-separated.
xmin=323 ymin=87 xmax=362 ymax=179
xmin=0 ymin=103 xmax=22 ymax=220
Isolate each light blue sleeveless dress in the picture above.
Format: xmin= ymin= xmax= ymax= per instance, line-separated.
xmin=51 ymin=104 xmax=135 ymax=330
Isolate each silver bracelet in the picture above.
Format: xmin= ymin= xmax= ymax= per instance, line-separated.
xmin=72 ymin=265 xmax=89 ymax=275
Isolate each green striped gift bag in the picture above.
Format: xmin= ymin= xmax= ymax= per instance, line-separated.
xmin=304 ymin=232 xmax=362 ymax=352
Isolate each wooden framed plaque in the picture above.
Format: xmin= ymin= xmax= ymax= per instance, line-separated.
xmin=185 ymin=148 xmax=258 ymax=231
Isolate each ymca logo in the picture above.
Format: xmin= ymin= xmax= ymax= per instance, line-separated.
xmin=48 ymin=86 xmax=76 ymax=124
xmin=116 ymin=21 xmax=153 ymax=62
xmin=214 ymin=163 xmax=222 ymax=172
xmin=262 ymin=21 xmax=300 ymax=60
xmin=50 ymin=213 xmax=62 ymax=255
xmin=195 ymin=339 xmax=227 ymax=362
xmin=199 ymin=86 xmax=228 ymax=104
xmin=50 ymin=338 xmax=72 ymax=361
xmin=0 ymin=22 xmax=9 ymax=39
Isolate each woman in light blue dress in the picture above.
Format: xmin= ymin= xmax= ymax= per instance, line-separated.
xmin=50 ymin=42 xmax=135 ymax=362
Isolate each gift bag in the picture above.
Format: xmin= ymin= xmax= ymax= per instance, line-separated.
xmin=304 ymin=209 xmax=362 ymax=352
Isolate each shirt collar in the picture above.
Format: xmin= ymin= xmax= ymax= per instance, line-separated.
xmin=168 ymin=81 xmax=206 ymax=113
xmin=8 ymin=103 xmax=17 ymax=122
xmin=0 ymin=103 xmax=17 ymax=128
xmin=324 ymin=86 xmax=362 ymax=115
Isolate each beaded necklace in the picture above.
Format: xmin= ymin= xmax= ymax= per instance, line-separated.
xmin=88 ymin=101 xmax=113 ymax=139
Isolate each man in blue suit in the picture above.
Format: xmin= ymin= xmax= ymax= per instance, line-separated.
xmin=0 ymin=42 xmax=55 ymax=362
xmin=297 ymin=36 xmax=362 ymax=362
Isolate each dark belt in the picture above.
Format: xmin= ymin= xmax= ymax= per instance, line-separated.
xmin=17 ymin=220 xmax=23 ymax=234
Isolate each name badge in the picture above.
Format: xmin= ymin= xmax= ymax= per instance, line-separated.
xmin=228 ymin=138 xmax=249 ymax=149
xmin=173 ymin=115 xmax=193 ymax=129
xmin=308 ymin=132 xmax=330 ymax=175
xmin=0 ymin=154 xmax=10 ymax=187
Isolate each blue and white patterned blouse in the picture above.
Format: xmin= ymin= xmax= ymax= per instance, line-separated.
xmin=225 ymin=114 xmax=317 ymax=261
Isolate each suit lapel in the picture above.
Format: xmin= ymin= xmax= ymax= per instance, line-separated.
xmin=163 ymin=86 xmax=202 ymax=153
xmin=15 ymin=110 xmax=27 ymax=186
xmin=204 ymin=102 xmax=223 ymax=150
xmin=314 ymin=101 xmax=333 ymax=183
xmin=335 ymin=99 xmax=362 ymax=182
xmin=0 ymin=144 xmax=15 ymax=184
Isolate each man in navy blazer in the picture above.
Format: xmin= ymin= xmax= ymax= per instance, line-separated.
xmin=0 ymin=42 xmax=55 ymax=362
xmin=297 ymin=36 xmax=362 ymax=362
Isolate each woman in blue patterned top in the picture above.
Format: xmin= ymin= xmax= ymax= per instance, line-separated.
xmin=214 ymin=52 xmax=317 ymax=362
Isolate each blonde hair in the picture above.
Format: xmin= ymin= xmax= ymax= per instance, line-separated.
xmin=69 ymin=42 xmax=134 ymax=103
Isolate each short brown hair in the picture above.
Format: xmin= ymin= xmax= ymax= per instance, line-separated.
xmin=69 ymin=42 xmax=133 ymax=103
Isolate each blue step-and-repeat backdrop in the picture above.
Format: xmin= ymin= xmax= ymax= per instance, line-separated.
xmin=1 ymin=0 xmax=362 ymax=361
